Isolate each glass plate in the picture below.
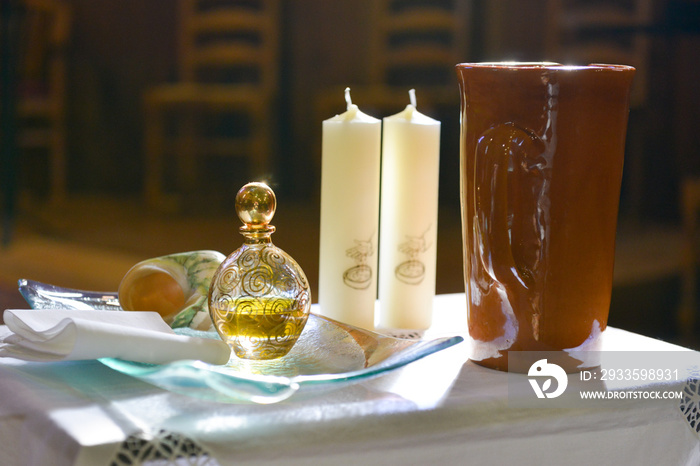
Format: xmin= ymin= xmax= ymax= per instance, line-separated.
xmin=18 ymin=279 xmax=463 ymax=404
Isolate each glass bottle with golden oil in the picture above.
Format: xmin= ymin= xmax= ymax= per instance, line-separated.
xmin=208 ymin=182 xmax=311 ymax=360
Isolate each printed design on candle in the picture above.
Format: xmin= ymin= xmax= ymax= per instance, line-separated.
xmin=395 ymin=224 xmax=433 ymax=285
xmin=343 ymin=235 xmax=375 ymax=290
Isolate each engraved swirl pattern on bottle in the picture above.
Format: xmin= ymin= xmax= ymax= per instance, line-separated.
xmin=209 ymin=243 xmax=311 ymax=360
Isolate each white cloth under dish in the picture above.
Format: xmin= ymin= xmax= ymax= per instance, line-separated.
xmin=0 ymin=309 xmax=230 ymax=365
xmin=0 ymin=295 xmax=699 ymax=466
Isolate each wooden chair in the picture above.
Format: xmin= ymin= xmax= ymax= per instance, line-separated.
xmin=316 ymin=0 xmax=470 ymax=127
xmin=313 ymin=0 xmax=470 ymax=195
xmin=15 ymin=0 xmax=71 ymax=205
xmin=143 ymin=0 xmax=279 ymax=210
xmin=545 ymin=0 xmax=652 ymax=108
xmin=361 ymin=0 xmax=470 ymax=111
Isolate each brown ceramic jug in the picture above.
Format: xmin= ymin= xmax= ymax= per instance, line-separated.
xmin=455 ymin=63 xmax=635 ymax=371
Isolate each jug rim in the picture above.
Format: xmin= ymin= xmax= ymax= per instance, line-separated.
xmin=455 ymin=62 xmax=635 ymax=72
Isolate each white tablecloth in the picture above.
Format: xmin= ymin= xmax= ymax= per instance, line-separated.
xmin=0 ymin=294 xmax=699 ymax=465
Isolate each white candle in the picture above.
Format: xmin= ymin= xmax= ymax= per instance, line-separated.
xmin=319 ymin=88 xmax=381 ymax=329
xmin=378 ymin=90 xmax=441 ymax=329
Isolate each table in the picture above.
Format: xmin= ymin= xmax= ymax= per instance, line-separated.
xmin=1 ymin=294 xmax=699 ymax=465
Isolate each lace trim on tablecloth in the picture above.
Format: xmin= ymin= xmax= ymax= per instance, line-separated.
xmin=109 ymin=429 xmax=218 ymax=466
xmin=680 ymin=377 xmax=700 ymax=435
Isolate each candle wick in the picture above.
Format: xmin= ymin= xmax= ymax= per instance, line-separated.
xmin=345 ymin=87 xmax=353 ymax=111
xmin=409 ymin=89 xmax=417 ymax=108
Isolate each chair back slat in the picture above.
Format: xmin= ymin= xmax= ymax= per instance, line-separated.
xmin=369 ymin=0 xmax=470 ymax=89
xmin=178 ymin=0 xmax=279 ymax=92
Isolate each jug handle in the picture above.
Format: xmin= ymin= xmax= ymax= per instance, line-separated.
xmin=474 ymin=123 xmax=542 ymax=292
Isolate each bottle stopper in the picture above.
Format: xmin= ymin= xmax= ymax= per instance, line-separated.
xmin=236 ymin=182 xmax=276 ymax=240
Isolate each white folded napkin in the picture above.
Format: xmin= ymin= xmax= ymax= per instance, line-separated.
xmin=0 ymin=309 xmax=231 ymax=365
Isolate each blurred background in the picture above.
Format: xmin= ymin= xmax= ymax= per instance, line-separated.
xmin=1 ymin=0 xmax=699 ymax=347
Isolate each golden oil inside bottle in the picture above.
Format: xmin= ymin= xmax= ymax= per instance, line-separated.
xmin=212 ymin=296 xmax=308 ymax=360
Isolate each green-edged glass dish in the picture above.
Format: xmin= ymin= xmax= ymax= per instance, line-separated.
xmin=18 ymin=279 xmax=463 ymax=404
